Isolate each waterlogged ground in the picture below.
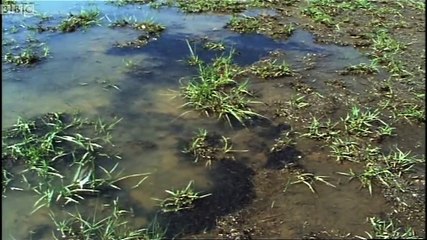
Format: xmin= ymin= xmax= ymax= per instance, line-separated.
xmin=2 ymin=0 xmax=425 ymax=239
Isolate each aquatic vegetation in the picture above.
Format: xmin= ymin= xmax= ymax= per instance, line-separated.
xmin=180 ymin=44 xmax=263 ymax=126
xmin=109 ymin=18 xmax=133 ymax=28
xmin=288 ymin=94 xmax=310 ymax=110
xmin=109 ymin=18 xmax=166 ymax=48
xmin=50 ymin=198 xmax=166 ymax=239
xmin=329 ymin=137 xmax=361 ymax=163
xmin=337 ymin=147 xmax=423 ymax=195
xmin=175 ymin=0 xmax=266 ymax=13
xmin=250 ymin=58 xmax=294 ymax=79
xmin=339 ymin=0 xmax=373 ymax=10
xmin=2 ymin=169 xmax=14 ymax=196
xmin=4 ymin=47 xmax=46 ymax=65
xmin=34 ymin=12 xmax=52 ymax=21
xmin=342 ymin=61 xmax=379 ymax=75
xmin=301 ymin=116 xmax=340 ymax=141
xmin=58 ymin=9 xmax=101 ymax=32
xmin=383 ymin=148 xmax=424 ymax=176
xmin=368 ymin=29 xmax=409 ymax=76
xmin=227 ymin=14 xmax=296 ymax=39
xmin=2 ymin=113 xmax=148 ymax=211
xmin=2 ymin=38 xmax=17 ymax=47
xmin=133 ymin=20 xmax=166 ymax=35
xmin=228 ymin=15 xmax=261 ymax=33
xmin=284 ymin=171 xmax=336 ymax=194
xmin=203 ymin=40 xmax=226 ymax=51
xmin=343 ymin=106 xmax=388 ymax=137
xmin=397 ymin=103 xmax=425 ymax=123
xmin=302 ymin=0 xmax=376 ymax=26
xmin=185 ymin=40 xmax=204 ymax=66
xmin=123 ymin=58 xmax=137 ymax=69
xmin=2 ymin=0 xmax=425 ymax=237
xmin=270 ymin=131 xmax=295 ymax=153
xmin=301 ymin=0 xmax=336 ymax=26
xmin=108 ymin=0 xmax=155 ymax=6
xmin=149 ymin=0 xmax=174 ymax=9
xmin=359 ymin=217 xmax=421 ymax=239
xmin=372 ymin=29 xmax=406 ymax=54
xmin=183 ymin=129 xmax=242 ymax=167
xmin=154 ymin=181 xmax=212 ymax=213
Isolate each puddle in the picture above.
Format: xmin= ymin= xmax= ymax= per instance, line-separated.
xmin=3 ymin=1 xmax=421 ymax=239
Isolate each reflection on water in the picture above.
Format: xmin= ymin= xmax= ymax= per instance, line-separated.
xmin=2 ymin=1 xmax=375 ymax=239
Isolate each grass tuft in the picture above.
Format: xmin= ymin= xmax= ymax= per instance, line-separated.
xmin=180 ymin=41 xmax=264 ymax=126
xmin=58 ymin=9 xmax=101 ymax=32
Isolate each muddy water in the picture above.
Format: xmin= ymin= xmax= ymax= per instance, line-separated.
xmin=2 ymin=1 xmax=396 ymax=239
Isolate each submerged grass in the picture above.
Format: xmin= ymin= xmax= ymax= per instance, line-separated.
xmin=50 ymin=198 xmax=166 ymax=239
xmin=182 ymin=129 xmax=242 ymax=167
xmin=180 ymin=41 xmax=264 ymax=126
xmin=284 ymin=171 xmax=336 ymax=195
xmin=2 ymin=113 xmax=149 ymax=212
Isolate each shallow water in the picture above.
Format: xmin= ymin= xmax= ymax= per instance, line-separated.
xmin=2 ymin=1 xmax=389 ymax=239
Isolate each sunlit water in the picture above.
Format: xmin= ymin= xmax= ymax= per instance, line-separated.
xmin=2 ymin=1 xmax=380 ymax=239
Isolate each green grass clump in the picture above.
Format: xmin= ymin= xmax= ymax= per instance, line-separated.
xmin=397 ymin=103 xmax=425 ymax=123
xmin=180 ymin=41 xmax=263 ymax=126
xmin=369 ymin=29 xmax=409 ymax=76
xmin=50 ymin=199 xmax=166 ymax=239
xmin=301 ymin=116 xmax=340 ymax=141
xmin=338 ymin=147 xmax=423 ymax=195
xmin=342 ymin=61 xmax=379 ymax=75
xmin=4 ymin=48 xmax=41 ymax=65
xmin=228 ymin=15 xmax=262 ymax=33
xmin=250 ymin=58 xmax=294 ymax=78
xmin=133 ymin=21 xmax=166 ymax=34
xmin=343 ymin=106 xmax=392 ymax=137
xmin=301 ymin=0 xmax=337 ymax=26
xmin=58 ymin=9 xmax=101 ymax=32
xmin=227 ymin=15 xmax=295 ymax=39
xmin=359 ymin=217 xmax=421 ymax=239
xmin=154 ymin=181 xmax=211 ymax=213
xmin=175 ymin=0 xmax=273 ymax=13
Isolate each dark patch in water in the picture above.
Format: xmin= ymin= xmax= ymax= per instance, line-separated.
xmin=105 ymin=32 xmax=286 ymax=67
xmin=256 ymin=122 xmax=291 ymax=139
xmin=265 ymin=146 xmax=302 ymax=170
xmin=158 ymin=159 xmax=255 ymax=237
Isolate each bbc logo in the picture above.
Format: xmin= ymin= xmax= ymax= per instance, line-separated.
xmin=2 ymin=3 xmax=35 ymax=15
